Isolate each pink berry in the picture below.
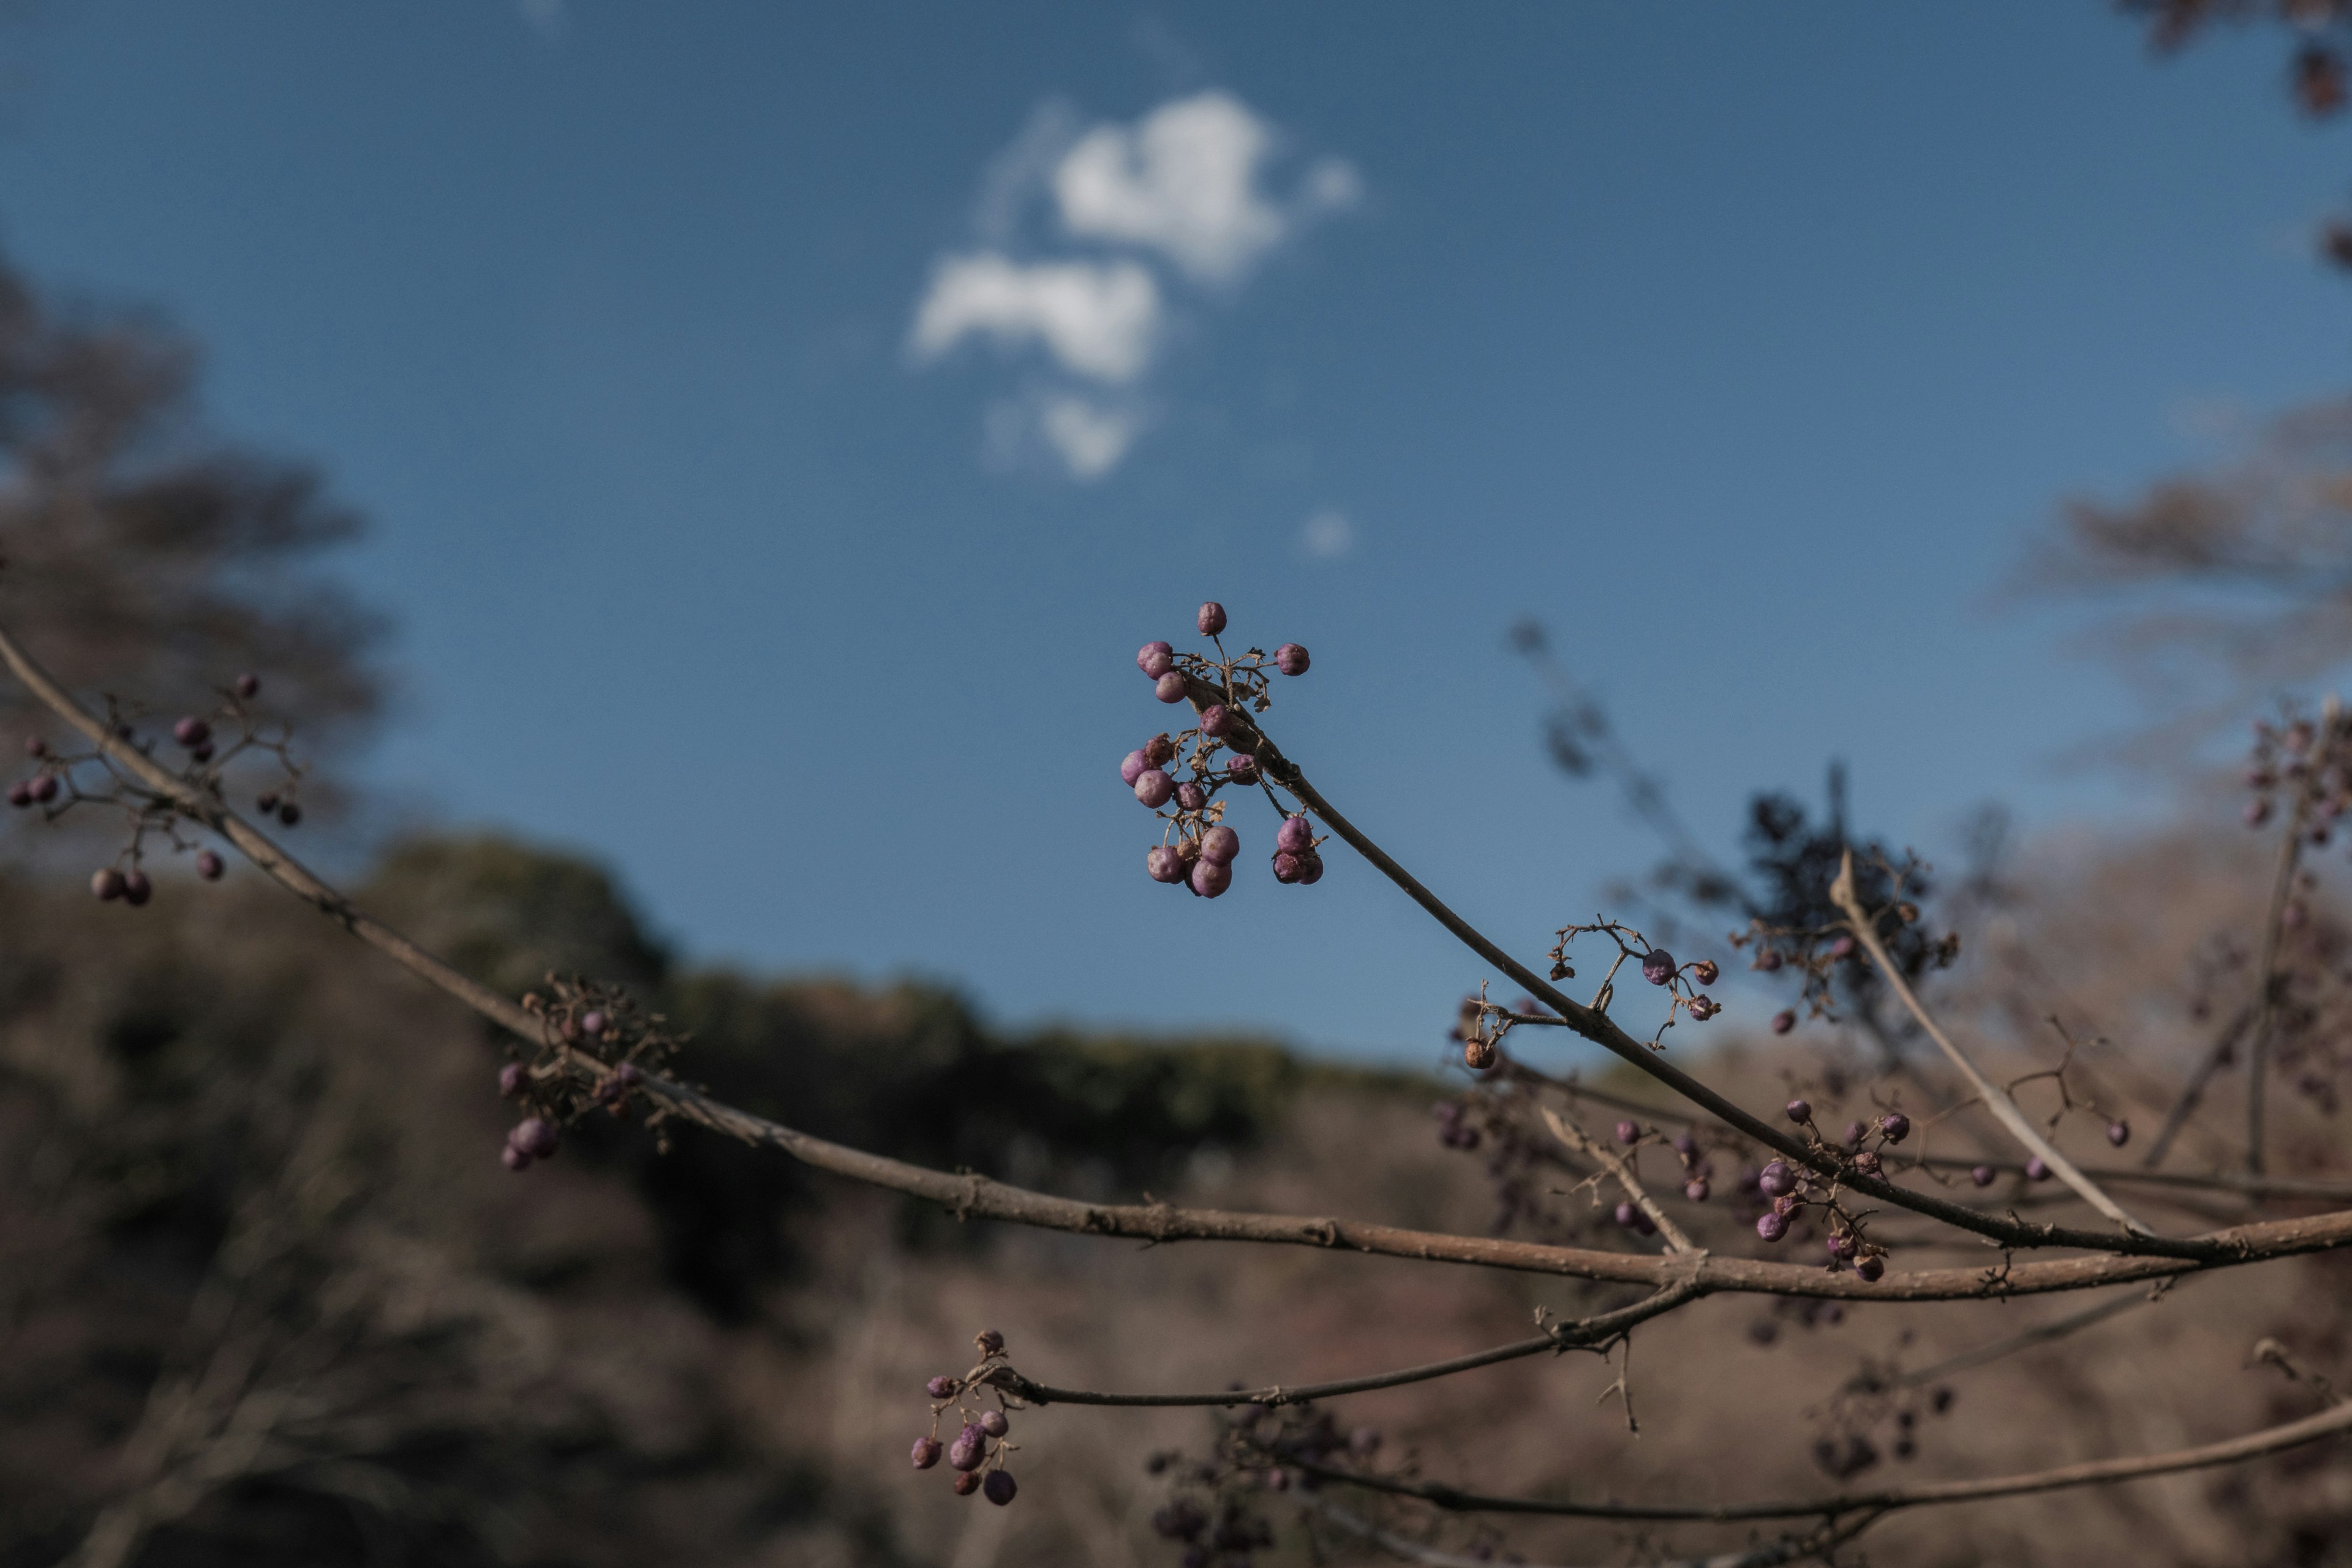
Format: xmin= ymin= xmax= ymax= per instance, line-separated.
xmin=979 ymin=1409 xmax=1009 ymax=1437
xmin=1121 ymin=750 xmax=1150 ymax=786
xmin=1970 ymin=1164 xmax=1996 ymax=1186
xmin=1756 ymin=1211 xmax=1789 ymax=1242
xmin=122 ymin=870 xmax=153 ymax=907
xmin=1200 ymin=704 xmax=1232 ymax=737
xmin=1197 ymin=602 xmax=1227 ymax=636
xmin=1829 ymin=934 xmax=1856 ymax=958
xmin=1191 ymin=859 xmax=1232 ymax=898
xmin=2106 ymin=1120 xmax=2130 ymax=1148
xmin=91 ymin=868 xmax=126 ymax=901
xmin=1771 ymin=1009 xmax=1796 ymax=1035
xmin=235 ymin=673 xmax=262 ymax=699
xmin=499 ymin=1063 xmax=527 ymax=1097
xmin=1199 ymin=825 xmax=1240 ymax=864
xmin=501 ymin=1144 xmax=532 ymax=1172
xmin=1615 ymin=1120 xmax=1640 ymax=1145
xmin=1134 ymin=770 xmax=1174 ymax=808
xmin=2025 ymin=1156 xmax=2051 ymax=1181
xmin=1175 ymin=782 xmax=1207 ymax=811
xmin=1136 ymin=641 xmax=1175 ymax=678
xmin=196 ymin=850 xmax=224 ymax=881
xmin=173 ymin=717 xmax=211 ymax=748
xmin=579 ymin=1010 xmax=608 ymax=1038
xmin=1684 ymin=1178 xmax=1709 ymax=1202
xmin=1275 ymin=643 xmax=1309 ymax=676
xmin=510 ymin=1117 xmax=560 ymax=1159
xmin=948 ymin=1423 xmax=985 ymax=1471
xmin=1147 ymin=845 xmax=1186 ymax=883
xmin=912 ymin=1436 xmax=943 ymax=1470
xmin=1276 ymin=815 xmax=1314 ymax=854
xmin=30 ymin=774 xmax=57 ymax=802
xmin=1154 ymin=671 xmax=1187 ymax=703
xmin=1785 ymin=1098 xmax=1811 ymax=1124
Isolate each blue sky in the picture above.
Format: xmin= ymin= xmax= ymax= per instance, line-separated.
xmin=0 ymin=2 xmax=2343 ymax=1060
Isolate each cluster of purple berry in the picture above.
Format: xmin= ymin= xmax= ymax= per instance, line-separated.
xmin=911 ymin=1331 xmax=1019 ymax=1506
xmin=1542 ymin=924 xmax=1724 ymax=1045
xmin=1124 ymin=603 xmax=1319 ymax=900
xmin=2242 ymin=714 xmax=2352 ymax=837
xmin=498 ymin=982 xmax=671 ymax=1171
xmin=1733 ymin=1099 xmax=1909 ymax=1278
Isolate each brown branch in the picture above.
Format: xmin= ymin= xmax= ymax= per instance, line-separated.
xmin=1829 ymin=850 xmax=2154 ymax=1236
xmin=1907 ymin=1153 xmax=2352 ymax=1205
xmin=1303 ymin=1498 xmax=1877 ymax=1568
xmin=989 ymin=1284 xmax=1697 ymax=1409
xmin=1293 ymin=1388 xmax=2352 ymax=1521
xmin=2247 ymin=697 xmax=2332 ymax=1176
xmin=2143 ymin=1002 xmax=2253 ymax=1170
xmin=8 ymin=624 xmax=2347 ymax=1310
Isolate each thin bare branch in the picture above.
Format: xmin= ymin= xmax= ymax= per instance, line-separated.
xmin=2246 ymin=695 xmax=2333 ymax=1175
xmin=1830 ymin=849 xmax=2154 ymax=1236
xmin=1539 ymin=1106 xmax=1697 ymax=1252
xmin=2143 ymin=1003 xmax=2254 ymax=1169
xmin=1304 ymin=1498 xmax=1873 ymax=1568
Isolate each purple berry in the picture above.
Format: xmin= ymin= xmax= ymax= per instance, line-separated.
xmin=1757 ymin=1159 xmax=1794 ymax=1197
xmin=1842 ymin=1120 xmax=1865 ymax=1147
xmin=1200 ymin=704 xmax=1232 ymax=737
xmin=979 ymin=1409 xmax=1009 ymax=1437
xmin=1771 ymin=1009 xmax=1796 ymax=1035
xmin=2107 ymin=1119 xmax=2130 ymax=1148
xmin=1134 ymin=769 xmax=1174 ymax=808
xmin=1199 ymin=824 xmax=1240 ymax=864
xmin=2025 ymin=1156 xmax=2051 ymax=1181
xmin=1190 ymin=858 xmax=1232 ymax=898
xmin=501 ymin=1144 xmax=532 ymax=1172
xmin=1857 ymin=1255 xmax=1885 ymax=1282
xmin=1970 ymin=1164 xmax=1996 ymax=1186
xmin=1226 ymin=754 xmax=1259 ymax=783
xmin=91 ymin=868 xmax=126 ymax=902
xmin=1147 ymin=845 xmax=1186 ymax=883
xmin=1275 ymin=643 xmax=1309 ymax=676
xmin=579 ymin=1010 xmax=608 ymax=1038
xmin=1785 ymin=1098 xmax=1812 ymax=1124
xmin=614 ymin=1062 xmax=641 ymax=1087
xmin=23 ymin=736 xmax=43 ymax=757
xmin=1137 ymin=641 xmax=1175 ymax=679
xmin=948 ymin=1423 xmax=986 ymax=1471
xmin=510 ymin=1117 xmax=560 ymax=1159
xmin=1829 ymin=933 xmax=1856 ymax=958
xmin=1295 ymin=850 xmax=1324 ymax=884
xmin=1175 ymin=782 xmax=1207 ymax=812
xmin=6 ymin=780 xmax=28 ymax=809
xmin=173 ymin=717 xmax=211 ymax=748
xmin=1271 ymin=851 xmax=1303 ymax=884
xmin=1827 ymin=1233 xmax=1855 ymax=1260
xmin=195 ymin=850 xmax=224 ymax=881
xmin=1197 ymin=601 xmax=1227 ymax=636
xmin=1276 ymin=815 xmax=1313 ymax=853
xmin=122 ymin=870 xmax=153 ymax=907
xmin=189 ymin=742 xmax=214 ymax=764
xmin=1672 ymin=1130 xmax=1698 ymax=1158
xmin=257 ymin=793 xmax=278 ymax=813
xmin=1154 ymin=671 xmax=1188 ymax=703
xmin=1121 ymin=750 xmax=1150 ymax=786
xmin=1615 ymin=1119 xmax=1640 ymax=1145
xmin=2247 ymin=798 xmax=2274 ymax=827
xmin=1640 ymin=949 xmax=1676 ymax=986
xmin=278 ymin=801 xmax=302 ymax=827
xmin=1755 ymin=1211 xmax=1789 ymax=1242
xmin=925 ymin=1376 xmax=956 ymax=1400
xmin=499 ymin=1063 xmax=527 ymax=1097
xmin=982 ymin=1469 xmax=1016 ymax=1506
xmin=952 ymin=1471 xmax=981 ymax=1497
xmin=1880 ymin=1112 xmax=1910 ymax=1144
xmin=1684 ymin=1178 xmax=1709 ymax=1202
xmin=29 ymin=773 xmax=56 ymax=802
xmin=912 ymin=1436 xmax=943 ymax=1470
xmin=235 ymin=673 xmax=262 ymax=699
xmin=1613 ymin=1200 xmax=1637 ymax=1227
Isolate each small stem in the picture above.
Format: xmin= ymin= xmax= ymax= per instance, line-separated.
xmin=1538 ymin=1106 xmax=1697 ymax=1252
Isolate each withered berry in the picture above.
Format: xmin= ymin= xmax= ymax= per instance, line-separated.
xmin=948 ymin=1423 xmax=986 ymax=1471
xmin=912 ymin=1436 xmax=943 ymax=1470
xmin=926 ymin=1376 xmax=956 ymax=1400
xmin=1176 ymin=782 xmax=1207 ymax=811
xmin=1272 ymin=852 xmax=1303 ymax=884
xmin=1641 ymin=949 xmax=1675 ymax=986
xmin=1200 ymin=825 xmax=1240 ymax=864
xmin=952 ymin=1471 xmax=981 ymax=1497
xmin=1275 ymin=643 xmax=1310 ymax=676
xmin=1143 ymin=734 xmax=1177 ymax=767
xmin=1197 ymin=602 xmax=1227 ymax=636
xmin=1134 ymin=769 xmax=1175 ymax=808
xmin=1227 ymin=754 xmax=1259 ymax=783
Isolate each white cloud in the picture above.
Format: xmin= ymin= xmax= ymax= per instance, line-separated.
xmin=514 ymin=0 xmax=565 ymax=34
xmin=1302 ymin=508 xmax=1355 ymax=559
xmin=1053 ymin=92 xmax=1289 ymax=284
xmin=908 ymin=254 xmax=1161 ymax=383
xmin=1039 ymin=396 xmax=1142 ymax=480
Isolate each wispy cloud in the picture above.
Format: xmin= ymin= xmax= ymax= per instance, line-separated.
xmin=1301 ymin=508 xmax=1355 ymax=559
xmin=909 ymin=90 xmax=1358 ymax=480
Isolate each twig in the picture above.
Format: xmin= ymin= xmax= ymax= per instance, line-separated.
xmin=2246 ymin=696 xmax=2332 ymax=1175
xmin=2142 ymin=1003 xmax=2253 ymax=1170
xmin=1879 ymin=1285 xmax=2166 ymax=1389
xmin=1829 ymin=849 xmax=2154 ymax=1237
xmin=990 ymin=1285 xmax=1696 ymax=1408
xmin=1290 ymin=1391 xmax=2352 ymax=1521
xmin=1539 ymin=1106 xmax=1697 ymax=1252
